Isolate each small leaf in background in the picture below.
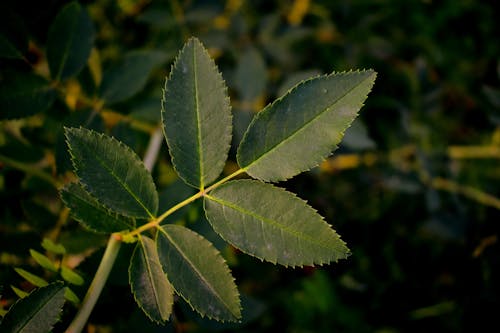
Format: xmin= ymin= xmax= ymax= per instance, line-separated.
xmin=130 ymin=236 xmax=174 ymax=324
xmin=14 ymin=268 xmax=48 ymax=288
xmin=47 ymin=1 xmax=95 ymax=80
xmin=61 ymin=182 xmax=135 ymax=233
xmin=10 ymin=286 xmax=29 ymax=299
xmin=237 ymin=70 xmax=377 ymax=182
xmin=341 ymin=120 xmax=376 ymax=150
xmin=60 ymin=266 xmax=84 ymax=286
xmin=156 ymin=225 xmax=241 ymax=322
xmin=41 ymin=239 xmax=66 ymax=255
xmin=100 ymin=50 xmax=169 ymax=104
xmin=29 ymin=250 xmax=58 ymax=272
xmin=233 ymin=47 xmax=267 ymax=102
xmin=162 ymin=37 xmax=232 ymax=189
xmin=0 ymin=72 xmax=56 ymax=120
xmin=64 ymin=287 xmax=80 ymax=305
xmin=0 ymin=282 xmax=65 ymax=333
xmin=204 ymin=179 xmax=350 ymax=267
xmin=64 ymin=127 xmax=158 ymax=219
xmin=0 ymin=9 xmax=28 ymax=59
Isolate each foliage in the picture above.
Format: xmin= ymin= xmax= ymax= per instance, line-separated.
xmin=1 ymin=0 xmax=499 ymax=332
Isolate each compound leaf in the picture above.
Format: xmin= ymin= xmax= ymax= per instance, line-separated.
xmin=0 ymin=282 xmax=65 ymax=333
xmin=29 ymin=250 xmax=57 ymax=272
xmin=237 ymin=70 xmax=376 ymax=181
xmin=156 ymin=225 xmax=241 ymax=322
xmin=14 ymin=268 xmax=48 ymax=288
xmin=65 ymin=127 xmax=158 ymax=219
xmin=162 ymin=37 xmax=232 ymax=189
xmin=61 ymin=182 xmax=135 ymax=233
xmin=204 ymin=179 xmax=350 ymax=267
xmin=47 ymin=1 xmax=94 ymax=80
xmin=130 ymin=236 xmax=174 ymax=324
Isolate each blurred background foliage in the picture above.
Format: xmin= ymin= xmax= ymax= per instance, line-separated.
xmin=0 ymin=0 xmax=499 ymax=332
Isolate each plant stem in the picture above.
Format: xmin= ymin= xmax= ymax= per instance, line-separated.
xmin=65 ymin=235 xmax=121 ymax=333
xmin=0 ymin=154 xmax=61 ymax=188
xmin=143 ymin=127 xmax=163 ymax=172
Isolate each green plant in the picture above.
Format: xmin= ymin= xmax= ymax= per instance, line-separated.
xmin=0 ymin=33 xmax=375 ymax=332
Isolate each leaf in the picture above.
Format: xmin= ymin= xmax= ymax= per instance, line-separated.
xmin=234 ymin=47 xmax=267 ymax=102
xmin=162 ymin=37 xmax=232 ymax=189
xmin=0 ymin=34 xmax=24 ymax=59
xmin=29 ymin=250 xmax=57 ymax=272
xmin=156 ymin=225 xmax=241 ymax=322
xmin=65 ymin=127 xmax=158 ymax=219
xmin=0 ymin=282 xmax=65 ymax=333
xmin=237 ymin=70 xmax=377 ymax=182
xmin=64 ymin=287 xmax=80 ymax=305
xmin=41 ymin=238 xmax=66 ymax=255
xmin=10 ymin=286 xmax=29 ymax=299
xmin=60 ymin=266 xmax=84 ymax=286
xmin=14 ymin=268 xmax=48 ymax=288
xmin=204 ymin=179 xmax=350 ymax=267
xmin=129 ymin=236 xmax=174 ymax=324
xmin=0 ymin=72 xmax=56 ymax=120
xmin=61 ymin=182 xmax=135 ymax=233
xmin=100 ymin=50 xmax=169 ymax=104
xmin=47 ymin=1 xmax=94 ymax=80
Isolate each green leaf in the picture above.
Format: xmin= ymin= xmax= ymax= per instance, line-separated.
xmin=14 ymin=268 xmax=48 ymax=288
xmin=129 ymin=236 xmax=174 ymax=324
xmin=156 ymin=225 xmax=241 ymax=322
xmin=10 ymin=286 xmax=29 ymax=299
xmin=0 ymin=34 xmax=24 ymax=59
xmin=29 ymin=250 xmax=57 ymax=272
xmin=234 ymin=47 xmax=267 ymax=102
xmin=0 ymin=282 xmax=65 ymax=333
xmin=60 ymin=266 xmax=84 ymax=286
xmin=47 ymin=1 xmax=94 ymax=80
xmin=41 ymin=238 xmax=66 ymax=255
xmin=61 ymin=182 xmax=135 ymax=233
xmin=65 ymin=127 xmax=158 ymax=219
xmin=237 ymin=70 xmax=377 ymax=182
xmin=64 ymin=287 xmax=80 ymax=305
xmin=0 ymin=72 xmax=56 ymax=120
xmin=100 ymin=50 xmax=168 ymax=104
xmin=162 ymin=37 xmax=232 ymax=189
xmin=204 ymin=179 xmax=350 ymax=267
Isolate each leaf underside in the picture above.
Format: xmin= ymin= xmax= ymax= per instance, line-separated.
xmin=204 ymin=179 xmax=350 ymax=267
xmin=0 ymin=282 xmax=65 ymax=333
xmin=130 ymin=236 xmax=174 ymax=324
xmin=237 ymin=70 xmax=377 ymax=182
xmin=162 ymin=37 xmax=232 ymax=189
xmin=156 ymin=225 xmax=241 ymax=322
xmin=61 ymin=182 xmax=135 ymax=233
xmin=47 ymin=1 xmax=94 ymax=80
xmin=65 ymin=127 xmax=158 ymax=219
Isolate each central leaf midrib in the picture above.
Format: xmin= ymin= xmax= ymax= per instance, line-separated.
xmin=192 ymin=43 xmax=205 ymax=189
xmin=206 ymin=194 xmax=336 ymax=251
xmin=243 ymin=73 xmax=373 ymax=170
xmin=159 ymin=228 xmax=235 ymax=317
xmin=82 ymin=142 xmax=154 ymax=218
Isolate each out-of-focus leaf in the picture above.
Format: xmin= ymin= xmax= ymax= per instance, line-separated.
xmin=341 ymin=120 xmax=376 ymax=150
xmin=100 ymin=50 xmax=168 ymax=104
xmin=65 ymin=127 xmax=158 ymax=219
xmin=205 ymin=179 xmax=350 ymax=267
xmin=0 ymin=282 xmax=65 ymax=333
xmin=47 ymin=1 xmax=94 ymax=80
xmin=29 ymin=250 xmax=57 ymax=272
xmin=60 ymin=266 xmax=84 ymax=286
xmin=14 ymin=268 xmax=48 ymax=287
xmin=10 ymin=286 xmax=29 ymax=299
xmin=162 ymin=38 xmax=232 ymax=189
xmin=61 ymin=182 xmax=135 ymax=233
xmin=0 ymin=72 xmax=55 ymax=120
xmin=130 ymin=236 xmax=174 ymax=324
xmin=0 ymin=34 xmax=23 ymax=59
xmin=64 ymin=287 xmax=80 ymax=304
xmin=237 ymin=70 xmax=377 ymax=182
xmin=41 ymin=239 xmax=66 ymax=255
xmin=156 ymin=225 xmax=241 ymax=322
xmin=0 ymin=10 xmax=28 ymax=59
xmin=234 ymin=47 xmax=267 ymax=102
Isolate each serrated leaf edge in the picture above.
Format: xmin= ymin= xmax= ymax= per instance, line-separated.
xmin=129 ymin=236 xmax=174 ymax=324
xmin=60 ymin=182 xmax=135 ymax=233
xmin=237 ymin=69 xmax=377 ymax=182
xmin=64 ymin=126 xmax=158 ymax=218
xmin=156 ymin=225 xmax=242 ymax=322
xmin=161 ymin=37 xmax=233 ymax=189
xmin=204 ymin=179 xmax=351 ymax=268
